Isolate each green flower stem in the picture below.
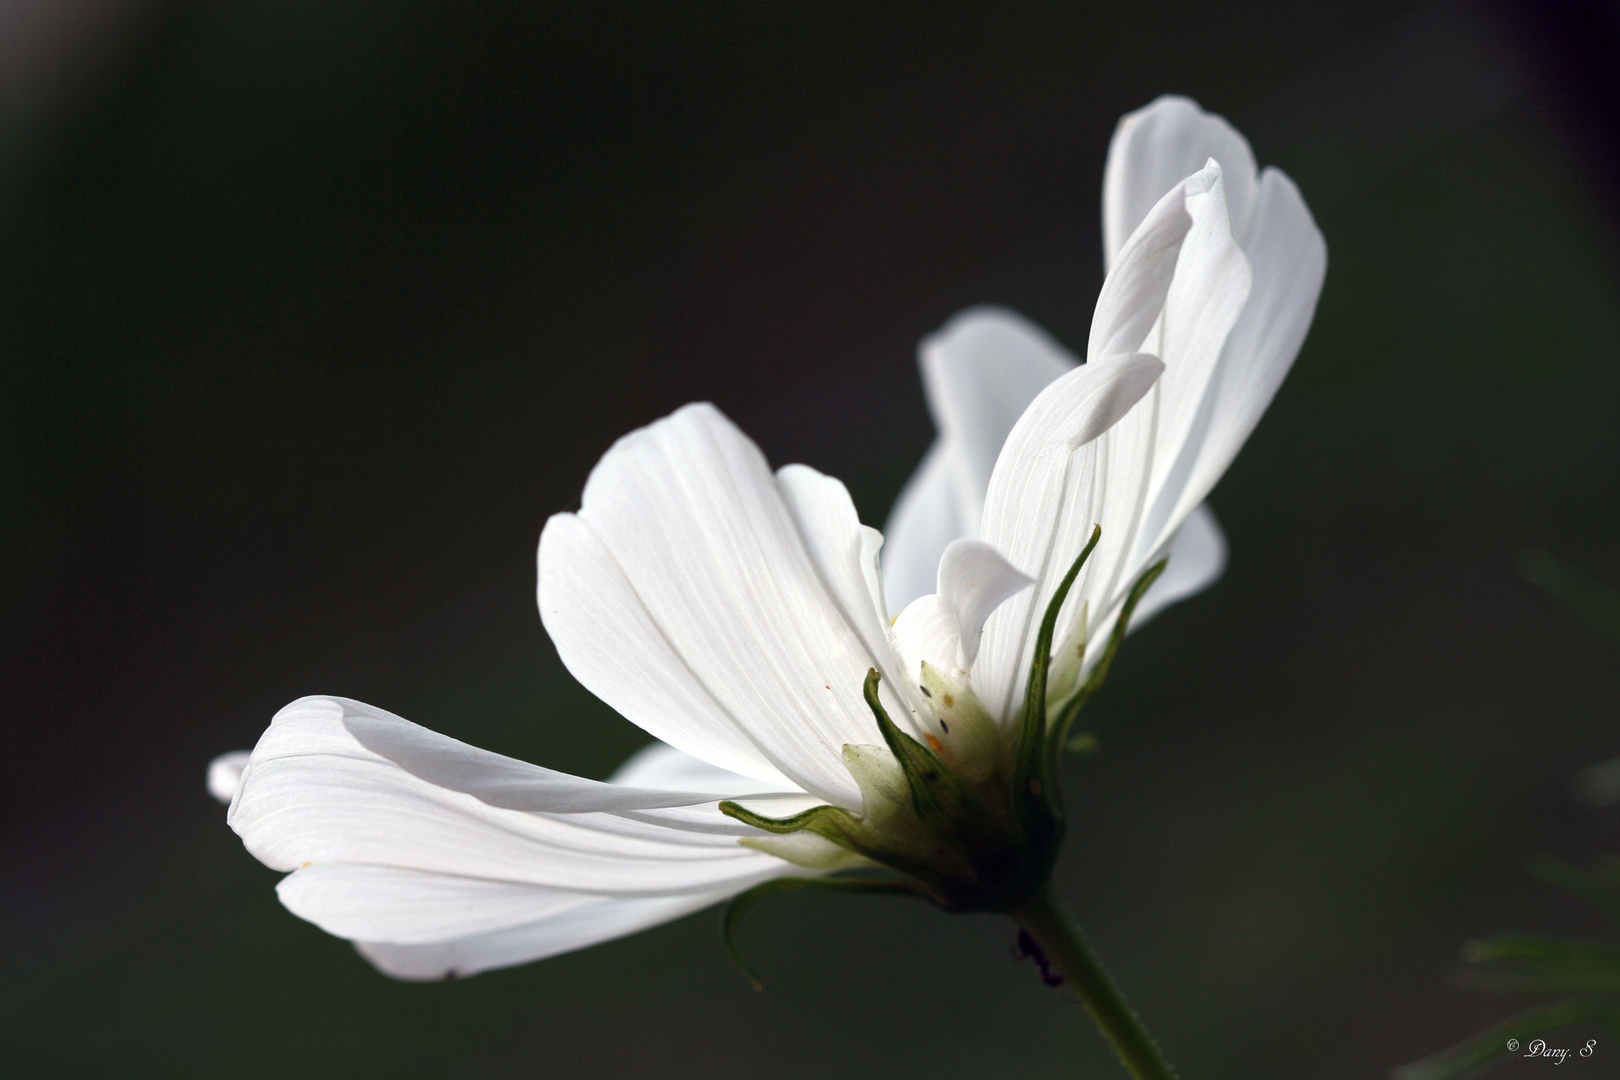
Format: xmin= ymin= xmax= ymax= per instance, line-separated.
xmin=1010 ymin=884 xmax=1178 ymax=1080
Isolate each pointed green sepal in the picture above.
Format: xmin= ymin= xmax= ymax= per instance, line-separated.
xmin=862 ymin=669 xmax=977 ymax=832
xmin=716 ymin=800 xmax=878 ymax=863
xmin=719 ymin=875 xmax=926 ymax=990
xmin=1048 ymin=556 xmax=1167 ymax=772
xmin=1016 ymin=526 xmax=1101 ymax=798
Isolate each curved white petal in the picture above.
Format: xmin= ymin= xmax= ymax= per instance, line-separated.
xmin=775 ymin=463 xmax=894 ymax=678
xmin=1089 ymin=162 xmax=1232 ymax=364
xmin=537 ymin=513 xmax=799 ymax=792
xmin=354 ymin=889 xmax=737 ymax=981
xmin=1128 ymin=162 xmax=1253 ymax=558
xmin=1103 ymin=95 xmax=1260 ymax=268
xmin=608 ymin=740 xmax=787 ymax=797
xmin=207 ymin=749 xmax=251 ymax=806
xmin=1130 ymin=502 xmax=1227 ymax=627
xmin=919 ymin=307 xmax=1079 ymax=516
xmin=336 ymin=698 xmax=748 ymax=812
xmin=972 ymin=353 xmax=1165 ymax=722
xmin=936 ymin=538 xmax=1034 ymax=668
xmin=278 ymin=865 xmax=601 ymax=945
xmin=1178 ymin=168 xmax=1326 ymax=514
xmin=882 ymin=440 xmax=970 ymax=617
xmin=540 ymin=403 xmax=922 ymax=808
xmin=882 ymin=308 xmax=1077 ymax=613
xmin=891 ymin=593 xmax=966 ymax=684
xmin=230 ymin=697 xmax=800 ymax=896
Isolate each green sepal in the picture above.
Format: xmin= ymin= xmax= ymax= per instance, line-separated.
xmin=1016 ymin=526 xmax=1101 ymax=807
xmin=719 ymin=875 xmax=926 ymax=990
xmin=718 ymin=799 xmax=863 ymax=838
xmin=861 ymin=669 xmax=977 ymax=835
xmin=1393 ymin=997 xmax=1615 ymax=1080
xmin=1049 ymin=557 xmax=1167 ymax=768
xmin=720 ymin=780 xmax=955 ymax=887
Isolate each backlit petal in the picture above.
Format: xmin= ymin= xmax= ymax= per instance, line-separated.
xmin=354 ymin=889 xmax=739 ymax=981
xmin=230 ymin=697 xmax=797 ymax=896
xmin=936 ymin=539 xmax=1035 ymax=668
xmin=972 ymin=353 xmax=1164 ymax=721
xmin=1103 ymin=95 xmax=1260 ymax=268
xmin=539 ymin=402 xmax=917 ymax=807
xmin=1131 ymin=502 xmax=1227 ymax=627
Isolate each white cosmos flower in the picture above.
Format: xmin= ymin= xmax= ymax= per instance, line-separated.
xmin=884 ymin=95 xmax=1326 ymax=643
xmin=221 ymin=103 xmax=1322 ymax=982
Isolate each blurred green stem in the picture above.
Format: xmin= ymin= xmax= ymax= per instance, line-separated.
xmin=1011 ymin=884 xmax=1178 ymax=1080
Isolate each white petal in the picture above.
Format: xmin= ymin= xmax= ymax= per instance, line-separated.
xmin=278 ymin=865 xmax=598 ymax=945
xmin=1178 ymin=168 xmax=1326 ymax=514
xmin=971 ymin=353 xmax=1164 ymax=722
xmin=1103 ymin=95 xmax=1260 ymax=269
xmin=881 ymin=440 xmax=970 ymax=616
xmin=775 ymin=463 xmax=894 ymax=678
xmin=1130 ymin=502 xmax=1227 ymax=627
xmin=608 ymin=740 xmax=787 ymax=797
xmin=337 ymin=697 xmax=753 ymax=812
xmin=883 ymin=308 xmax=1077 ymax=613
xmin=540 ymin=404 xmax=917 ymax=808
xmin=538 ymin=512 xmax=799 ymax=792
xmin=1088 ymin=163 xmax=1218 ymax=363
xmin=936 ymin=539 xmax=1034 ymax=668
xmin=354 ymin=890 xmax=737 ymax=981
xmin=1129 ymin=162 xmax=1254 ymax=557
xmin=919 ymin=307 xmax=1078 ymax=520
xmin=230 ymin=697 xmax=796 ymax=895
xmin=891 ymin=593 xmax=966 ymax=684
xmin=207 ymin=750 xmax=251 ymax=806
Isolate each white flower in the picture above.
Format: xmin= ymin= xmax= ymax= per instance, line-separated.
xmin=220 ymin=98 xmax=1323 ymax=982
xmin=884 ymin=95 xmax=1326 ymax=639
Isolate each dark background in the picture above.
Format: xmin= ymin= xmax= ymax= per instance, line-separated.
xmin=3 ymin=0 xmax=1619 ymax=1076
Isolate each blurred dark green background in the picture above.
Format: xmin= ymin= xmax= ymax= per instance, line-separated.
xmin=3 ymin=1 xmax=1619 ymax=1076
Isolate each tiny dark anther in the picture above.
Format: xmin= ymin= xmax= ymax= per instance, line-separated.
xmin=921 ymin=770 xmax=939 ymax=783
xmin=1015 ymin=929 xmax=1065 ymax=987
xmin=919 ymin=684 xmax=932 ymax=698
xmin=939 ymin=718 xmax=950 ymax=734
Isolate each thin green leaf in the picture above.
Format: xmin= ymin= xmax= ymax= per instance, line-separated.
xmin=719 ymin=876 xmax=922 ymax=990
xmin=1466 ymin=933 xmax=1620 ymax=965
xmin=1393 ymin=997 xmax=1606 ymax=1080
xmin=1457 ymin=933 xmax=1620 ymax=993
